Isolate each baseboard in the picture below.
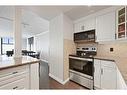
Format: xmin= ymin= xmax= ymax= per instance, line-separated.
xmin=49 ymin=73 xmax=69 ymax=85
xmin=62 ymin=78 xmax=70 ymax=85
xmin=49 ymin=73 xmax=63 ymax=84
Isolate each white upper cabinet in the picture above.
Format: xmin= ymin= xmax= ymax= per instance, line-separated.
xmin=96 ymin=12 xmax=116 ymax=42
xmin=116 ymin=6 xmax=127 ymax=40
xmin=74 ymin=17 xmax=96 ymax=33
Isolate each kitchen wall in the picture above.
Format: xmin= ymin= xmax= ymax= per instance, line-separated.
xmin=49 ymin=13 xmax=75 ymax=83
xmin=76 ymin=42 xmax=98 ymax=48
xmin=97 ymin=42 xmax=127 ymax=57
xmin=64 ymin=39 xmax=76 ymax=80
xmin=49 ymin=14 xmax=64 ymax=82
xmin=77 ymin=41 xmax=127 ymax=58
xmin=63 ymin=14 xmax=76 ymax=80
xmin=34 ymin=31 xmax=49 ymax=62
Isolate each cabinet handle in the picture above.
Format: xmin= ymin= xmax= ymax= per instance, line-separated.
xmin=12 ymin=71 xmax=18 ymax=74
xmin=115 ymin=33 xmax=117 ymax=39
xmin=13 ymin=86 xmax=18 ymax=89
xmin=101 ymin=69 xmax=103 ymax=75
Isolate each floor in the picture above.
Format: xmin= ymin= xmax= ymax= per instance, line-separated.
xmin=39 ymin=61 xmax=87 ymax=89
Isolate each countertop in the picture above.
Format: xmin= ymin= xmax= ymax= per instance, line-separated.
xmin=0 ymin=55 xmax=40 ymax=70
xmin=94 ymin=56 xmax=127 ymax=84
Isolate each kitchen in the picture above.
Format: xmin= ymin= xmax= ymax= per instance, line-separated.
xmin=0 ymin=6 xmax=127 ymax=90
xmin=49 ymin=6 xmax=127 ymax=90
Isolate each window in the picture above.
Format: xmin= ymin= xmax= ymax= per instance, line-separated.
xmin=2 ymin=37 xmax=14 ymax=44
xmin=1 ymin=37 xmax=14 ymax=55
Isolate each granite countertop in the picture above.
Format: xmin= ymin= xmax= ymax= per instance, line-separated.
xmin=94 ymin=56 xmax=127 ymax=84
xmin=0 ymin=55 xmax=40 ymax=70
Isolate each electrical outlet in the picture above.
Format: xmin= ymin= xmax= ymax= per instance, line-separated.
xmin=110 ymin=48 xmax=113 ymax=52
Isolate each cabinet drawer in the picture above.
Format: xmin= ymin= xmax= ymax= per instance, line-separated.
xmin=0 ymin=73 xmax=29 ymax=89
xmin=0 ymin=71 xmax=29 ymax=86
xmin=0 ymin=65 xmax=29 ymax=78
xmin=101 ymin=60 xmax=116 ymax=69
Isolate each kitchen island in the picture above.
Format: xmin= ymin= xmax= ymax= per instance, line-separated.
xmin=0 ymin=55 xmax=40 ymax=89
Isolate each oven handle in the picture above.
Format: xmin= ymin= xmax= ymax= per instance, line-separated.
xmin=69 ymin=56 xmax=93 ymax=61
xmin=69 ymin=69 xmax=93 ymax=79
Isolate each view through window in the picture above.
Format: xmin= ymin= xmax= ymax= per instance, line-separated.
xmin=1 ymin=37 xmax=14 ymax=55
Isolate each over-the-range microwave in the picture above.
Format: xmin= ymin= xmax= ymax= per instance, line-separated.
xmin=74 ymin=29 xmax=95 ymax=43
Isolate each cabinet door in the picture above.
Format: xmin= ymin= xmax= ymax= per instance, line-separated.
xmin=74 ymin=22 xmax=85 ymax=33
xmin=96 ymin=12 xmax=116 ymax=42
xmin=84 ymin=18 xmax=96 ymax=31
xmin=74 ymin=17 xmax=95 ymax=33
xmin=101 ymin=66 xmax=117 ymax=89
xmin=0 ymin=73 xmax=29 ymax=89
xmin=94 ymin=59 xmax=101 ymax=89
xmin=30 ymin=63 xmax=39 ymax=89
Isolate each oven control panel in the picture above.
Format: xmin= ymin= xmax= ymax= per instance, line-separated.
xmin=77 ymin=47 xmax=97 ymax=52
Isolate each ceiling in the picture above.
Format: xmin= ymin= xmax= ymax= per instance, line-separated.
xmin=0 ymin=6 xmax=49 ymax=38
xmin=23 ymin=6 xmax=112 ymax=21
xmin=0 ymin=6 xmax=111 ymax=38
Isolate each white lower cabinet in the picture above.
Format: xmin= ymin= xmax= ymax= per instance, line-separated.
xmin=94 ymin=59 xmax=101 ymax=89
xmin=0 ymin=65 xmax=29 ymax=89
xmin=94 ymin=59 xmax=117 ymax=89
xmin=101 ymin=66 xmax=117 ymax=89
xmin=0 ymin=73 xmax=29 ymax=89
xmin=0 ymin=63 xmax=39 ymax=90
xmin=30 ymin=63 xmax=39 ymax=89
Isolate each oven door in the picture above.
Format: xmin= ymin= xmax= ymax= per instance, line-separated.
xmin=69 ymin=56 xmax=93 ymax=77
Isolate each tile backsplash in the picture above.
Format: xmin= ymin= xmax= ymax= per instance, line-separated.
xmin=77 ymin=42 xmax=127 ymax=57
xmin=97 ymin=42 xmax=127 ymax=57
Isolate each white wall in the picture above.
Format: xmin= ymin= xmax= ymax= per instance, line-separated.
xmin=34 ymin=31 xmax=49 ymax=62
xmin=49 ymin=14 xmax=74 ymax=83
xmin=63 ymin=14 xmax=75 ymax=80
xmin=22 ymin=38 xmax=27 ymax=50
xmin=49 ymin=14 xmax=64 ymax=82
xmin=63 ymin=15 xmax=74 ymax=40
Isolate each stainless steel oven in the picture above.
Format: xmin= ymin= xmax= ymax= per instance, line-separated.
xmin=69 ymin=47 xmax=96 ymax=89
xmin=69 ymin=56 xmax=94 ymax=89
